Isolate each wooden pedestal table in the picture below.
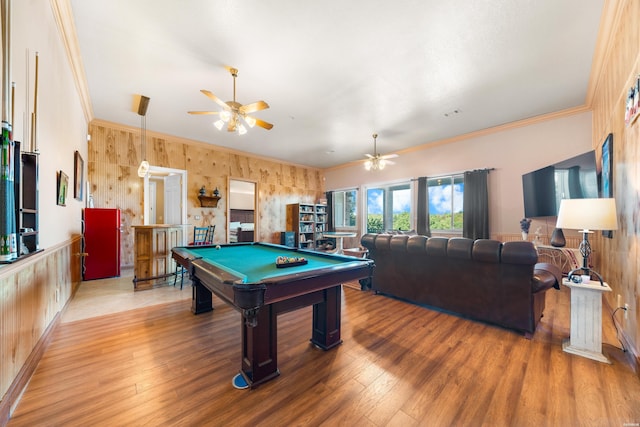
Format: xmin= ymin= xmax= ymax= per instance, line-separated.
xmin=562 ymin=278 xmax=612 ymax=364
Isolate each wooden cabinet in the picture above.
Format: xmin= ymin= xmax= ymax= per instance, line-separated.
xmin=286 ymin=203 xmax=328 ymax=249
xmin=1 ymin=141 xmax=42 ymax=264
xmin=4 ymin=140 xmax=41 ymax=263
xmin=19 ymin=152 xmax=39 ymax=255
xmin=132 ymin=225 xmax=183 ymax=291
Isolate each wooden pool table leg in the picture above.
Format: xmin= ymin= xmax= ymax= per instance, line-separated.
xmin=311 ymin=285 xmax=343 ymax=350
xmin=241 ymin=304 xmax=279 ymax=388
xmin=191 ymin=278 xmax=213 ymax=314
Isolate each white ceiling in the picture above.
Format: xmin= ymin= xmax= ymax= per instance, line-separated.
xmin=69 ymin=0 xmax=604 ymax=169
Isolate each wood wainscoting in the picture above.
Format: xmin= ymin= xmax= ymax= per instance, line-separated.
xmin=0 ymin=236 xmax=82 ymax=425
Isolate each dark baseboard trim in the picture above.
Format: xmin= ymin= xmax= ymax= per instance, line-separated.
xmin=0 ymin=311 xmax=61 ymax=425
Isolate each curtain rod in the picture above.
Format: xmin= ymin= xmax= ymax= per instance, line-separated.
xmin=412 ymin=167 xmax=495 ymax=181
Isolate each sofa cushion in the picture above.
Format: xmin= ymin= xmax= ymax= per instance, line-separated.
xmin=374 ymin=234 xmax=392 ymax=250
xmin=360 ymin=233 xmax=377 ymax=250
xmin=390 ymin=235 xmax=410 ymax=252
xmin=473 ymin=239 xmax=502 ymax=263
xmin=501 ymin=241 xmax=537 ymax=265
xmin=425 ymin=237 xmax=448 ymax=256
xmin=447 ymin=237 xmax=473 ymax=260
xmin=407 ymin=235 xmax=427 ymax=253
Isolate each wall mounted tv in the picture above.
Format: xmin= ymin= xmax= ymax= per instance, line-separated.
xmin=522 ymin=150 xmax=599 ymax=218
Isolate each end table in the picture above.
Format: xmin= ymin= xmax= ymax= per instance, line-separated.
xmin=562 ymin=278 xmax=612 ymax=364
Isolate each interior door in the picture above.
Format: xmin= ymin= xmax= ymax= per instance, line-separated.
xmin=164 ymin=174 xmax=182 ymax=225
xmin=148 ymin=181 xmax=157 ymax=224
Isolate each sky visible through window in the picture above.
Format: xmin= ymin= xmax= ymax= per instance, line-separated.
xmin=368 ymin=184 xmax=464 ymax=215
xmin=367 ymin=189 xmax=411 ymax=214
xmin=429 ymin=183 xmax=464 ymax=214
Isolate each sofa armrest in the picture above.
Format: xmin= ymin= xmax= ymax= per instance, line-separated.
xmin=533 ymin=262 xmax=562 ymax=292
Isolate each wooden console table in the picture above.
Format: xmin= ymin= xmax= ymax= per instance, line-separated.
xmin=132 ymin=224 xmax=184 ymax=291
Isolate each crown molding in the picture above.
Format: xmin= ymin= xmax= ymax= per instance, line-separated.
xmin=50 ymin=0 xmax=93 ymax=122
xmin=584 ymin=0 xmax=626 ymax=108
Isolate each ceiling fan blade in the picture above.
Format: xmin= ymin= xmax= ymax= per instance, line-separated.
xmin=380 ymin=153 xmax=399 ymax=159
xmin=365 ymin=154 xmax=375 ymax=159
xmin=239 ymin=101 xmax=269 ymax=115
xmin=201 ymin=89 xmax=229 ymax=109
xmin=252 ymin=117 xmax=274 ymax=130
xmin=384 ymin=159 xmax=396 ymax=165
xmin=187 ymin=111 xmax=220 ymax=115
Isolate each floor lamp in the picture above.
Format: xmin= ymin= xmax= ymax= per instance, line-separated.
xmin=555 ymin=198 xmax=618 ymax=286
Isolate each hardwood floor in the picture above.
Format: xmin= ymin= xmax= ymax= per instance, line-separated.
xmin=8 ymin=283 xmax=640 ymax=426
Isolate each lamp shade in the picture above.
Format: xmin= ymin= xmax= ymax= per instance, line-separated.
xmin=556 ymin=198 xmax=618 ymax=231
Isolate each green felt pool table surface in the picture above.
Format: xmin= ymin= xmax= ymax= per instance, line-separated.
xmin=176 ymin=243 xmax=351 ymax=283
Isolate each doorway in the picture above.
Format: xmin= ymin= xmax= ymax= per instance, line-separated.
xmin=227 ymin=178 xmax=257 ymax=242
xmin=143 ymin=166 xmax=187 ymax=235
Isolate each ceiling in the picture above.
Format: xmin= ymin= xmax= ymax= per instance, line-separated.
xmin=69 ymin=0 xmax=604 ymax=169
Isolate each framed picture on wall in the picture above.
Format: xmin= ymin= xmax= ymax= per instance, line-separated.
xmin=600 ymin=133 xmax=613 ymax=237
xmin=74 ymin=151 xmax=84 ymax=201
xmin=57 ymin=171 xmax=69 ymax=206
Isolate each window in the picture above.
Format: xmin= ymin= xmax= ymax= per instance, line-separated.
xmin=366 ymin=182 xmax=411 ymax=233
xmin=427 ymin=175 xmax=464 ymax=231
xmin=332 ymin=189 xmax=358 ymax=228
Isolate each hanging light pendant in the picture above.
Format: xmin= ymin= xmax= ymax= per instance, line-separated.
xmin=137 ymin=95 xmax=150 ymax=178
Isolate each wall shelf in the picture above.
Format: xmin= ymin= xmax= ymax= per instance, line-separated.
xmin=198 ymin=195 xmax=221 ymax=208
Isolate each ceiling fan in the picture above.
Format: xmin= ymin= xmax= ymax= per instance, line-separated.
xmin=364 ymin=133 xmax=398 ymax=170
xmin=188 ymin=67 xmax=273 ymax=134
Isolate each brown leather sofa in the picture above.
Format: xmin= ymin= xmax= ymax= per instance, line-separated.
xmin=360 ymin=234 xmax=561 ymax=337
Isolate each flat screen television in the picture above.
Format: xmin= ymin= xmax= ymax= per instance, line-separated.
xmin=522 ymin=150 xmax=599 ymax=218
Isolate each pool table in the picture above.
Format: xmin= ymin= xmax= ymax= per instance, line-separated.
xmin=171 ymin=242 xmax=374 ymax=388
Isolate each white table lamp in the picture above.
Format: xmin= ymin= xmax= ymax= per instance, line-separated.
xmin=556 ymin=198 xmax=618 ymax=285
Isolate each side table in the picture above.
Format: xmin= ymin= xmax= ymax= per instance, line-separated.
xmin=562 ymin=278 xmax=612 ymax=364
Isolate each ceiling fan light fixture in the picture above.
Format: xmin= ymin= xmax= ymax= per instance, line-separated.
xmin=188 ymin=67 xmax=273 ymax=135
xmin=220 ymin=110 xmax=232 ymax=122
xmin=243 ymin=115 xmax=256 ymax=128
xmin=363 ymin=133 xmax=397 ymax=171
